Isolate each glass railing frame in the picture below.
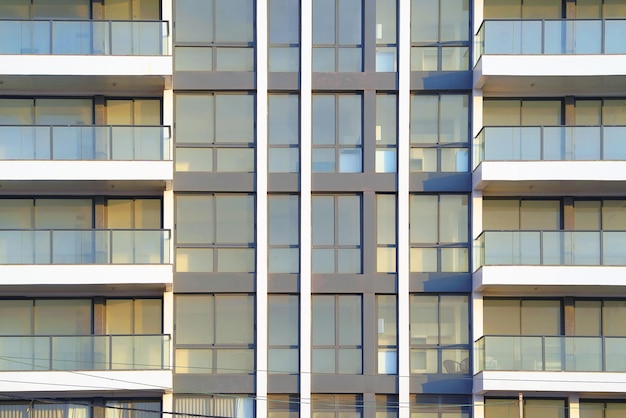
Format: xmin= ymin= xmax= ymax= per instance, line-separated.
xmin=475 ymin=18 xmax=626 ymax=63
xmin=473 ymin=125 xmax=626 ymax=168
xmin=0 ymin=333 xmax=171 ymax=371
xmin=0 ymin=124 xmax=172 ymax=161
xmin=0 ymin=228 xmax=171 ymax=264
xmin=0 ymin=18 xmax=170 ymax=55
xmin=474 ymin=229 xmax=626 ymax=270
xmin=475 ymin=335 xmax=626 ymax=373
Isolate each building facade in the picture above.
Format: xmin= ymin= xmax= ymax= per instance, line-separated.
xmin=0 ymin=1 xmax=625 ymax=418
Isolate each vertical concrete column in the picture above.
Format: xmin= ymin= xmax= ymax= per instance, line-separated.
xmin=300 ymin=0 xmax=313 ymax=415
xmin=256 ymin=0 xmax=269 ymax=415
xmin=397 ymin=0 xmax=411 ymax=414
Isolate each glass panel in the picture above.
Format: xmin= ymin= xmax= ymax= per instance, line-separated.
xmin=215 ymin=295 xmax=254 ymax=344
xmin=574 ymin=200 xmax=601 ymax=230
xmin=215 ymin=195 xmax=254 ymax=244
xmin=175 ymin=95 xmax=214 ymax=144
xmin=269 ymin=148 xmax=299 ymax=173
xmin=521 ymin=101 xmax=562 ymax=126
xmin=411 ymin=96 xmax=438 ymax=144
xmin=174 ymin=0 xmax=212 ymax=42
xmin=441 ymin=47 xmax=468 ymax=71
xmin=441 ymin=247 xmax=468 ymax=272
xmin=313 ymin=96 xmax=336 ymax=145
xmin=215 ymin=95 xmax=254 ymax=143
xmin=312 ymin=196 xmax=335 ymax=246
xmin=176 ymin=196 xmax=214 ymax=244
xmin=410 ymin=247 xmax=437 ymax=272
xmin=176 ymin=348 xmax=213 ymax=373
xmin=175 ymin=295 xmax=213 ymax=344
xmin=441 ymin=0 xmax=469 ymax=41
xmin=34 ymin=299 xmax=91 ymax=335
xmin=411 ymin=0 xmax=438 ymax=42
xmin=440 ymin=296 xmax=468 ymax=344
xmin=269 ymin=95 xmax=299 ymax=145
xmin=439 ymin=195 xmax=468 ymax=243
xmin=410 ymin=195 xmax=437 ymax=243
xmin=269 ymin=248 xmax=299 ymax=273
xmin=176 ymin=248 xmax=213 ymax=273
xmin=410 ymin=148 xmax=437 ymax=172
xmin=35 ymin=199 xmax=91 ymax=229
xmin=338 ymin=348 xmax=362 ymax=373
xmin=215 ymin=0 xmax=253 ymax=42
xmin=604 ymin=300 xmax=626 ymax=336
xmin=520 ymin=200 xmax=560 ymax=230
xmin=484 ymin=299 xmax=521 ymax=335
xmin=410 ymin=295 xmax=439 ymax=344
xmin=216 ymin=349 xmax=254 ymax=374
xmin=410 ymin=348 xmax=438 ymax=373
xmin=337 ymin=196 xmax=360 ymax=246
xmin=411 ymin=47 xmax=438 ymax=71
xmin=215 ymin=48 xmax=254 ymax=71
xmin=312 ymin=296 xmax=335 ymax=345
xmin=176 ymin=148 xmax=212 ymax=172
xmin=269 ymin=195 xmax=299 ymax=246
xmin=312 ymin=348 xmax=335 ymax=373
xmin=376 ymin=0 xmax=396 ymax=44
xmin=338 ymin=0 xmax=361 ymax=44
xmin=313 ymin=0 xmax=335 ymax=44
xmin=269 ymin=295 xmax=299 ymax=346
xmin=521 ymin=300 xmax=561 ymax=335
xmin=175 ymin=47 xmax=213 ymax=71
xmin=441 ymin=148 xmax=468 ymax=172
xmin=268 ymin=348 xmax=299 ymax=373
xmin=338 ymin=295 xmax=361 ymax=345
xmin=269 ymin=0 xmax=299 ymax=44
xmin=377 ymin=295 xmax=397 ymax=346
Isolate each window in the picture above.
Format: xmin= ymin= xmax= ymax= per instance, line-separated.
xmin=483 ymin=99 xmax=562 ymax=126
xmin=377 ymin=194 xmax=397 ymax=273
xmin=376 ymin=395 xmax=398 ymax=418
xmin=268 ymin=195 xmax=299 ymax=273
xmin=312 ymin=94 xmax=362 ymax=173
xmin=268 ymin=294 xmax=299 ymax=373
xmin=175 ymin=395 xmax=254 ymax=418
xmin=377 ymin=295 xmax=397 ymax=374
xmin=483 ymin=298 xmax=562 ymax=335
xmin=312 ymin=295 xmax=362 ymax=374
xmin=485 ymin=398 xmax=565 ymax=418
xmin=411 ymin=395 xmax=471 ymax=418
xmin=104 ymin=400 xmax=161 ymax=418
xmin=409 ymin=195 xmax=469 ymax=272
xmin=268 ymin=0 xmax=300 ymax=71
xmin=175 ymin=93 xmax=255 ymax=173
xmin=175 ymin=294 xmax=254 ymax=374
xmin=312 ymin=0 xmax=362 ymax=72
xmin=0 ymin=402 xmax=90 ymax=418
xmin=312 ymin=395 xmax=363 ymax=418
xmin=376 ymin=0 xmax=397 ymax=71
xmin=483 ymin=0 xmax=562 ymax=19
xmin=174 ymin=0 xmax=254 ymax=71
xmin=574 ymin=299 xmax=626 ymax=336
xmin=175 ymin=194 xmax=255 ymax=273
xmin=580 ymin=401 xmax=626 ymax=418
xmin=411 ymin=0 xmax=469 ymax=71
xmin=410 ymin=295 xmax=469 ymax=374
xmin=312 ymin=194 xmax=362 ymax=273
xmin=482 ymin=199 xmax=561 ymax=230
xmin=268 ymin=94 xmax=300 ymax=173
xmin=410 ymin=94 xmax=469 ymax=173
xmin=376 ymin=94 xmax=397 ymax=173
xmin=269 ymin=395 xmax=300 ymax=418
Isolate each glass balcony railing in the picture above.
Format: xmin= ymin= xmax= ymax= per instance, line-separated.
xmin=475 ymin=19 xmax=626 ymax=61
xmin=473 ymin=126 xmax=626 ymax=168
xmin=476 ymin=335 xmax=626 ymax=373
xmin=0 ymin=125 xmax=171 ymax=160
xmin=0 ymin=334 xmax=170 ymax=371
xmin=0 ymin=19 xmax=169 ymax=55
xmin=474 ymin=230 xmax=626 ymax=270
xmin=0 ymin=229 xmax=171 ymax=264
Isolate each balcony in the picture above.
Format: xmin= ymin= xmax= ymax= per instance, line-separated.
xmin=473 ymin=19 xmax=626 ymax=94
xmin=473 ymin=231 xmax=626 ymax=292
xmin=0 ymin=334 xmax=170 ymax=370
xmin=0 ymin=125 xmax=172 ymax=189
xmin=0 ymin=229 xmax=172 ymax=288
xmin=0 ymin=334 xmax=172 ymax=392
xmin=0 ymin=19 xmax=169 ymax=56
xmin=0 ymin=19 xmax=172 ymax=93
xmin=473 ymin=126 xmax=626 ymax=193
xmin=474 ymin=335 xmax=626 ymax=394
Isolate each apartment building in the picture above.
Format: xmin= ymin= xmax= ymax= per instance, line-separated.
xmin=0 ymin=1 xmax=625 ymax=418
